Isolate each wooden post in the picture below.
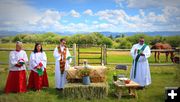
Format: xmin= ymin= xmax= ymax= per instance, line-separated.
xmin=101 ymin=45 xmax=103 ymax=65
xmin=73 ymin=43 xmax=76 ymax=66
xmin=103 ymin=45 xmax=107 ymax=65
xmin=78 ymin=44 xmax=80 ymax=66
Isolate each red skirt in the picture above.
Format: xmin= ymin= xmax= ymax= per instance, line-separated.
xmin=5 ymin=70 xmax=27 ymax=93
xmin=27 ymin=69 xmax=49 ymax=90
xmin=42 ymin=69 xmax=49 ymax=87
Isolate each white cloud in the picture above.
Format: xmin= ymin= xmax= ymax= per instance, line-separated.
xmin=114 ymin=0 xmax=125 ymax=8
xmin=0 ymin=0 xmax=40 ymax=31
xmin=37 ymin=10 xmax=62 ymax=27
xmin=96 ymin=9 xmax=128 ymax=25
xmin=70 ymin=10 xmax=80 ymax=18
xmin=0 ymin=0 xmax=179 ymax=32
xmin=139 ymin=9 xmax=145 ymax=17
xmin=95 ymin=23 xmax=115 ymax=29
xmin=94 ymin=8 xmax=180 ymax=32
xmin=83 ymin=9 xmax=93 ymax=16
xmin=0 ymin=0 xmax=65 ymax=31
xmin=127 ymin=0 xmax=180 ymax=9
xmin=64 ymin=23 xmax=89 ymax=32
xmin=127 ymin=0 xmax=158 ymax=9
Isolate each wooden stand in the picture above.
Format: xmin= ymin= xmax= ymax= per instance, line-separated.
xmin=113 ymin=80 xmax=140 ymax=99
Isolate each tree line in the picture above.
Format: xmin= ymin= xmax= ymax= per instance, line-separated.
xmin=0 ymin=32 xmax=180 ymax=48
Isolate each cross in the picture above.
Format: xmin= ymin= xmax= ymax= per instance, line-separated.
xmin=168 ymin=90 xmax=177 ymax=99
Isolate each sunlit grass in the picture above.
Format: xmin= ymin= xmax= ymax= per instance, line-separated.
xmin=0 ymin=65 xmax=179 ymax=102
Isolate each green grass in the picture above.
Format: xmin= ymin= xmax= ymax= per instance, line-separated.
xmin=0 ymin=65 xmax=180 ymax=102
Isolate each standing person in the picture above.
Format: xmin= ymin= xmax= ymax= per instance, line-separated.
xmin=5 ymin=41 xmax=28 ymax=93
xmin=53 ymin=39 xmax=72 ymax=90
xmin=28 ymin=43 xmax=49 ymax=91
xmin=130 ymin=37 xmax=151 ymax=87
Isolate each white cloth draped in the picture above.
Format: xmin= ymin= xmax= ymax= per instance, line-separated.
xmin=9 ymin=50 xmax=28 ymax=71
xmin=130 ymin=43 xmax=151 ymax=86
xmin=53 ymin=46 xmax=71 ymax=88
xmin=29 ymin=52 xmax=47 ymax=73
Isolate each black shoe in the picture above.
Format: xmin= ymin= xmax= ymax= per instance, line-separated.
xmin=59 ymin=88 xmax=63 ymax=91
xmin=137 ymin=86 xmax=145 ymax=90
xmin=56 ymin=88 xmax=60 ymax=91
xmin=56 ymin=88 xmax=63 ymax=91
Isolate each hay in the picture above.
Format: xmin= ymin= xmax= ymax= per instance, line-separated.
xmin=63 ymin=83 xmax=108 ymax=99
xmin=67 ymin=66 xmax=107 ymax=83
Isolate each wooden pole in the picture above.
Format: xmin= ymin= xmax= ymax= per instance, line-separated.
xmin=103 ymin=45 xmax=107 ymax=65
xmin=78 ymin=44 xmax=80 ymax=66
xmin=73 ymin=43 xmax=76 ymax=66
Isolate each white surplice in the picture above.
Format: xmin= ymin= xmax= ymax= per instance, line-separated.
xmin=29 ymin=52 xmax=47 ymax=73
xmin=9 ymin=50 xmax=28 ymax=71
xmin=53 ymin=46 xmax=71 ymax=89
xmin=130 ymin=43 xmax=151 ymax=86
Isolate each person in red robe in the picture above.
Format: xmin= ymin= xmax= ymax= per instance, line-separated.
xmin=27 ymin=43 xmax=49 ymax=91
xmin=5 ymin=41 xmax=28 ymax=93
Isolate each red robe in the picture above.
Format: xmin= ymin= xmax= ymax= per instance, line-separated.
xmin=27 ymin=69 xmax=49 ymax=90
xmin=5 ymin=70 xmax=27 ymax=93
xmin=27 ymin=52 xmax=49 ymax=90
xmin=5 ymin=50 xmax=28 ymax=93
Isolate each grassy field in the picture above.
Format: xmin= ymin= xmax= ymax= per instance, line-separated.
xmin=0 ymin=43 xmax=179 ymax=102
xmin=0 ymin=65 xmax=179 ymax=102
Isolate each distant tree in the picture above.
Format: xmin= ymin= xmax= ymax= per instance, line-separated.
xmin=108 ymin=34 xmax=113 ymax=40
xmin=150 ymin=35 xmax=166 ymax=45
xmin=121 ymin=34 xmax=125 ymax=38
xmin=12 ymin=34 xmax=27 ymax=42
xmin=115 ymin=34 xmax=125 ymax=38
xmin=102 ymin=37 xmax=113 ymax=47
xmin=1 ymin=37 xmax=13 ymax=43
xmin=165 ymin=35 xmax=180 ymax=47
xmin=126 ymin=33 xmax=152 ymax=45
xmin=114 ymin=38 xmax=132 ymax=49
xmin=115 ymin=34 xmax=121 ymax=38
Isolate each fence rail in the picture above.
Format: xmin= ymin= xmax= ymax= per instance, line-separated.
xmin=107 ymin=49 xmax=176 ymax=52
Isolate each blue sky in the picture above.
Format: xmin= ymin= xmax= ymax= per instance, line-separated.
xmin=0 ymin=0 xmax=180 ymax=32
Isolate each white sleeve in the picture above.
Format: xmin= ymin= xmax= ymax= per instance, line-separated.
xmin=138 ymin=45 xmax=151 ymax=61
xmin=53 ymin=47 xmax=61 ymax=60
xmin=144 ymin=46 xmax=151 ymax=59
xmin=9 ymin=51 xmax=17 ymax=67
xmin=130 ymin=45 xmax=137 ymax=60
xmin=23 ymin=51 xmax=28 ymax=63
xmin=30 ymin=52 xmax=38 ymax=69
xmin=41 ymin=52 xmax=47 ymax=68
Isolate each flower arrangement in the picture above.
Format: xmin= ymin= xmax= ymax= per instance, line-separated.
xmin=79 ymin=68 xmax=91 ymax=77
xmin=78 ymin=60 xmax=91 ymax=77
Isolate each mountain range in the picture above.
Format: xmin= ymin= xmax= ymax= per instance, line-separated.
xmin=0 ymin=30 xmax=179 ymax=38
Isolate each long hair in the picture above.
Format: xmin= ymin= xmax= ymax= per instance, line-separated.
xmin=33 ymin=42 xmax=43 ymax=53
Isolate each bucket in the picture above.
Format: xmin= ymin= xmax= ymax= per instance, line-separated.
xmin=82 ymin=76 xmax=91 ymax=85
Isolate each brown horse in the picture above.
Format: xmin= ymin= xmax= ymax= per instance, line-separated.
xmin=151 ymin=43 xmax=174 ymax=63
